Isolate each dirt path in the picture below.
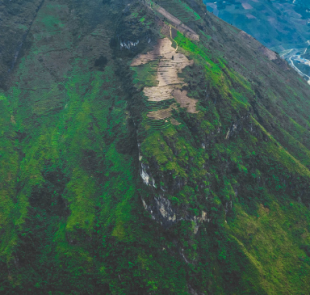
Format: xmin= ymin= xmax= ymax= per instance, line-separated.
xmin=155 ymin=6 xmax=199 ymax=41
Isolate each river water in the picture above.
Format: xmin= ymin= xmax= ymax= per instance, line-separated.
xmin=281 ymin=47 xmax=310 ymax=84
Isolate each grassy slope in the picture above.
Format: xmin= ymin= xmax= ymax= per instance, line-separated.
xmin=135 ymin=27 xmax=310 ymax=294
xmin=1 ymin=0 xmax=310 ymax=294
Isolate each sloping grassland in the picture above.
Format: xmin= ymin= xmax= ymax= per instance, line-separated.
xmin=1 ymin=0 xmax=310 ymax=294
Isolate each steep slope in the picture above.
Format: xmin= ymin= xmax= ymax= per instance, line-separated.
xmin=1 ymin=0 xmax=310 ymax=294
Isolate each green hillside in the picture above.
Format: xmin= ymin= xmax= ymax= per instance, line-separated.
xmin=1 ymin=0 xmax=310 ymax=294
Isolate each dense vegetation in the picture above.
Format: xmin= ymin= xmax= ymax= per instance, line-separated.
xmin=1 ymin=0 xmax=310 ymax=294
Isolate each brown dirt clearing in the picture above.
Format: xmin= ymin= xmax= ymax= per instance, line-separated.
xmin=131 ymin=38 xmax=198 ymax=119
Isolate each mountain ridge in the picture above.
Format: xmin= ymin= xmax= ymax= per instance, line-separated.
xmin=1 ymin=0 xmax=310 ymax=294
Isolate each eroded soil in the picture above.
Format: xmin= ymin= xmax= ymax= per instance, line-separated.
xmin=131 ymin=37 xmax=198 ymax=119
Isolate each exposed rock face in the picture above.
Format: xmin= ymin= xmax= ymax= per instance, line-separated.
xmin=142 ymin=194 xmax=208 ymax=232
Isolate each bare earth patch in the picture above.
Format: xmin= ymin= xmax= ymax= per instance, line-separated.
xmin=131 ymin=38 xmax=198 ymax=119
xmin=173 ymin=89 xmax=198 ymax=113
xmin=246 ymin=14 xmax=256 ymax=19
xmin=170 ymin=118 xmax=181 ymax=125
xmin=242 ymin=3 xmax=253 ymax=10
xmin=147 ymin=104 xmax=177 ymax=120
